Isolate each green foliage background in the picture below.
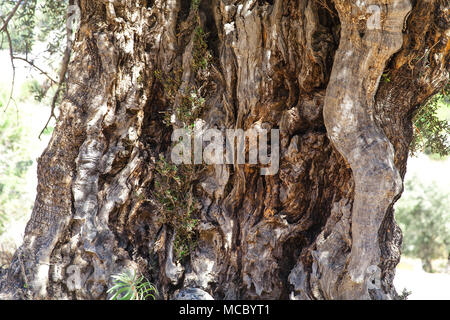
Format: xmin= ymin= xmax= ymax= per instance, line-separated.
xmin=396 ymin=177 xmax=450 ymax=272
xmin=0 ymin=86 xmax=34 ymax=234
xmin=0 ymin=0 xmax=448 ymax=276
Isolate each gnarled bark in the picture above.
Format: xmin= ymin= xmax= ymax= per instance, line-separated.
xmin=1 ymin=0 xmax=449 ymax=300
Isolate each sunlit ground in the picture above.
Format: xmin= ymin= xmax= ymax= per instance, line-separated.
xmin=0 ymin=50 xmax=448 ymax=299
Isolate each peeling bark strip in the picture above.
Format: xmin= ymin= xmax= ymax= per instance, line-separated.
xmin=323 ymin=0 xmax=411 ymax=299
xmin=0 ymin=0 xmax=448 ymax=300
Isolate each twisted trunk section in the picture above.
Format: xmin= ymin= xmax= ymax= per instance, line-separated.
xmin=322 ymin=0 xmax=410 ymax=299
xmin=0 ymin=0 xmax=448 ymax=300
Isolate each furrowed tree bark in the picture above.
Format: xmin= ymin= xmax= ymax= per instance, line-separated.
xmin=0 ymin=0 xmax=449 ymax=300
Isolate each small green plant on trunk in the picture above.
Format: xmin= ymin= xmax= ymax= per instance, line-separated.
xmin=107 ymin=270 xmax=158 ymax=300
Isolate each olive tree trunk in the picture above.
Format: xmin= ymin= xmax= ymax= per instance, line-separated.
xmin=1 ymin=0 xmax=448 ymax=300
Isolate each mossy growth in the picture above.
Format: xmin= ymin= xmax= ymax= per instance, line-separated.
xmin=178 ymin=89 xmax=206 ymax=128
xmin=191 ymin=0 xmax=201 ymax=12
xmin=153 ymin=154 xmax=199 ymax=262
xmin=192 ymin=26 xmax=212 ymax=74
xmin=154 ymin=70 xmax=206 ymax=129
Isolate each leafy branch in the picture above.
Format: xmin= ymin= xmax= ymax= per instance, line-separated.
xmin=411 ymin=83 xmax=450 ymax=157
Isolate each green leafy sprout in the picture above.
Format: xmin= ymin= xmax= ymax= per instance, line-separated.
xmin=107 ymin=270 xmax=158 ymax=300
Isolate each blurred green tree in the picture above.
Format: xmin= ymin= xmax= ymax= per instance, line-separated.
xmin=396 ymin=177 xmax=450 ymax=273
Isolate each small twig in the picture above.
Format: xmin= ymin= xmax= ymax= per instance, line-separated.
xmin=12 ymin=56 xmax=58 ymax=84
xmin=408 ymin=40 xmax=441 ymax=76
xmin=0 ymin=0 xmax=27 ymax=32
xmin=415 ymin=40 xmax=440 ymax=65
xmin=312 ymin=0 xmax=337 ymax=17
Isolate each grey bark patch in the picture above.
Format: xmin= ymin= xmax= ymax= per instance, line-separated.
xmin=0 ymin=0 xmax=448 ymax=301
xmin=173 ymin=287 xmax=214 ymax=300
